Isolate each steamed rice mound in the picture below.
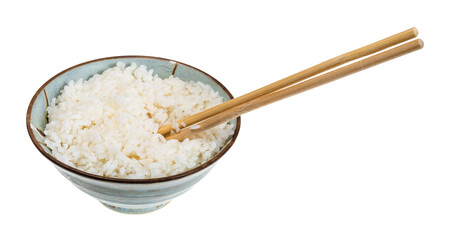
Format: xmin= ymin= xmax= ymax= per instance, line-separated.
xmin=44 ymin=62 xmax=234 ymax=179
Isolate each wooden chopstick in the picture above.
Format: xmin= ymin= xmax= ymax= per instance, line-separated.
xmin=158 ymin=28 xmax=419 ymax=136
xmin=166 ymin=39 xmax=424 ymax=141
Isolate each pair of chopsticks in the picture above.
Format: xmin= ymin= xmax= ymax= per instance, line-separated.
xmin=162 ymin=28 xmax=423 ymax=141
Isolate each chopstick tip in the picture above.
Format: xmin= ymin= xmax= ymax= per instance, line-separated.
xmin=417 ymin=39 xmax=424 ymax=48
xmin=411 ymin=27 xmax=419 ymax=37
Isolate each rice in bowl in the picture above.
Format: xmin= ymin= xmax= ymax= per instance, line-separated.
xmin=43 ymin=62 xmax=234 ymax=179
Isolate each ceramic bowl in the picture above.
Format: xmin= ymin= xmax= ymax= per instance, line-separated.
xmin=26 ymin=56 xmax=241 ymax=214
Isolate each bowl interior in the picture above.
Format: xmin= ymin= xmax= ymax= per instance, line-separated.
xmin=27 ymin=56 xmax=240 ymax=182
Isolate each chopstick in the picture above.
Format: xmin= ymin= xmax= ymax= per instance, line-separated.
xmin=166 ymin=38 xmax=424 ymax=141
xmin=157 ymin=28 xmax=419 ymax=136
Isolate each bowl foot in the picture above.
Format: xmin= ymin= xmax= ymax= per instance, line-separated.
xmin=101 ymin=201 xmax=170 ymax=214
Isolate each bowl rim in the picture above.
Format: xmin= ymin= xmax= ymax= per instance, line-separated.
xmin=26 ymin=55 xmax=241 ymax=184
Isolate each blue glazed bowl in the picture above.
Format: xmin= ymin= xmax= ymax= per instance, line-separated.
xmin=26 ymin=56 xmax=241 ymax=214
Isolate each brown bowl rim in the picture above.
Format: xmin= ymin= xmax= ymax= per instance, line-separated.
xmin=26 ymin=55 xmax=241 ymax=184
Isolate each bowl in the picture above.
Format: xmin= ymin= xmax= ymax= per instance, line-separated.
xmin=26 ymin=56 xmax=241 ymax=214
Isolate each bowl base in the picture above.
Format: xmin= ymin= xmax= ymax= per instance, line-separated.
xmin=101 ymin=201 xmax=170 ymax=214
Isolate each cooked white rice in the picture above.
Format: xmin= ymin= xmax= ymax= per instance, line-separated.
xmin=44 ymin=62 xmax=234 ymax=179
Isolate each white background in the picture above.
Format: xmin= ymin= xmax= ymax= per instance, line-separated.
xmin=2 ymin=0 xmax=454 ymax=239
